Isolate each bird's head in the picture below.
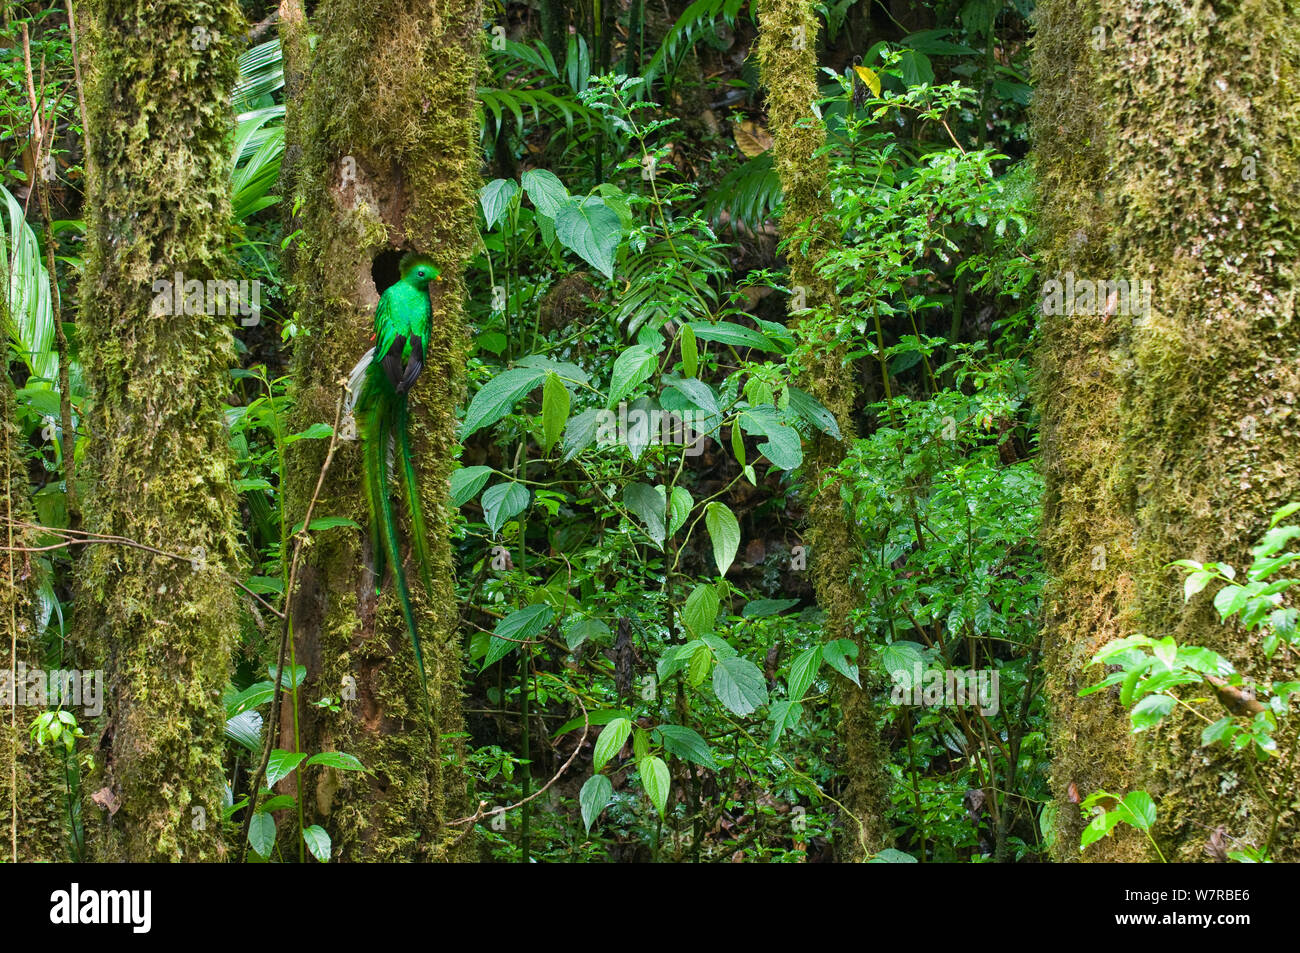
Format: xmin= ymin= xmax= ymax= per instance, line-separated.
xmin=399 ymin=252 xmax=441 ymax=290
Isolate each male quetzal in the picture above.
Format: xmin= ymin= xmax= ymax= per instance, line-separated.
xmin=347 ymin=252 xmax=440 ymax=690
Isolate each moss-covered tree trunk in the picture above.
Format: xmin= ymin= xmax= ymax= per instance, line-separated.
xmin=1033 ymin=0 xmax=1300 ymax=861
xmin=757 ymin=0 xmax=890 ymax=860
xmin=77 ymin=0 xmax=245 ymax=861
xmin=0 ymin=377 xmax=66 ymax=861
xmin=280 ymin=0 xmax=481 ymax=861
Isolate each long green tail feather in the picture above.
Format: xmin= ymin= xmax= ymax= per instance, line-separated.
xmin=358 ymin=365 xmax=428 ymax=693
xmin=395 ymin=399 xmax=435 ymax=598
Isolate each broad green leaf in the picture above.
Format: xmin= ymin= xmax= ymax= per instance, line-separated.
xmin=667 ymin=486 xmax=692 ymax=538
xmin=593 ymin=717 xmax=632 ymax=772
xmin=555 ymin=197 xmax=622 ymax=279
xmin=664 ymin=377 xmax=720 ymax=417
xmin=1130 ymin=694 xmax=1175 ymax=732
xmin=786 ymin=385 xmax=842 ymax=439
xmin=712 ymin=656 xmax=768 ymax=716
xmin=655 ymin=724 xmax=718 ymax=770
xmin=541 ymin=372 xmax=570 ymax=453
xmin=638 ymin=755 xmax=671 ymax=817
xmin=687 ymin=321 xmax=786 ymax=354
xmin=484 ymin=604 xmax=554 ymax=668
xmin=822 ymin=638 xmax=860 ymax=687
xmin=304 ymin=752 xmax=365 ymax=772
xmin=479 ymin=178 xmax=519 ymax=230
xmin=766 ymin=699 xmax=803 ymax=748
xmin=460 ymin=367 xmax=546 ymax=439
xmin=520 ymin=168 xmax=569 ymax=218
xmin=564 ymin=617 xmax=611 ymax=651
xmin=248 ymin=812 xmax=276 ymax=858
xmin=302 ymin=825 xmax=331 ymax=863
xmin=705 ymin=502 xmax=740 ymax=577
xmin=482 ymin=482 xmax=530 ymax=536
xmin=608 ymin=344 xmax=658 ymax=408
xmin=266 ymin=749 xmax=307 ymax=787
xmin=742 ymin=598 xmax=799 ymax=618
xmin=1201 ymin=716 xmax=1235 ymax=747
xmin=563 ymin=407 xmax=600 ymax=461
xmin=787 ymin=646 xmax=822 ymax=703
xmin=1120 ymin=791 xmax=1157 ymax=830
xmin=869 ymin=848 xmax=918 ymax=863
xmin=580 ymin=774 xmax=613 ymax=832
xmin=683 ymin=583 xmax=720 ymax=637
xmin=625 ymin=482 xmax=666 ymax=546
xmin=450 ymin=466 xmax=493 ymax=507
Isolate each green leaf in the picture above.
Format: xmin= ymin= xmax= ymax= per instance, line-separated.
xmin=687 ymin=321 xmax=786 ymax=354
xmin=482 ymin=482 xmax=530 ymax=536
xmin=268 ymin=664 xmax=306 ymax=689
xmin=655 ymin=725 xmax=718 ymax=770
xmin=579 ymin=774 xmax=613 ymax=832
xmin=284 ymin=422 xmax=333 ymax=443
xmin=541 ymin=372 xmax=570 ymax=453
xmin=479 ymin=178 xmax=519 ymax=230
xmin=713 ymin=656 xmax=768 ymax=716
xmin=450 ymin=466 xmax=493 ymax=507
xmin=1130 ymin=694 xmax=1175 ymax=732
xmin=520 ymin=168 xmax=569 ymax=218
xmin=302 ymin=825 xmax=331 ymax=862
xmin=667 ymin=486 xmax=692 ymax=538
xmin=742 ymin=598 xmax=799 ymax=618
xmin=787 ymin=646 xmax=822 ymax=703
xmin=624 ymin=482 xmax=666 ymax=546
xmin=266 ymin=749 xmax=307 ymax=787
xmin=822 ymin=638 xmax=860 ymax=687
xmin=681 ymin=324 xmax=698 ymax=377
xmin=484 ymin=604 xmax=554 ymax=668
xmin=562 ymin=407 xmax=601 ymax=461
xmin=304 ymin=752 xmax=365 ymax=772
xmin=869 ymin=848 xmax=919 ymax=863
xmin=683 ymin=583 xmax=720 ymax=637
xmin=289 ymin=515 xmax=360 ymax=534
xmin=248 ymin=812 xmax=276 ymax=858
xmin=255 ymin=795 xmax=295 ymax=814
xmin=704 ymin=502 xmax=740 ymax=577
xmin=1120 ymin=791 xmax=1157 ymax=831
xmin=608 ymin=344 xmax=658 ymax=408
xmin=638 ymin=755 xmax=671 ymax=817
xmin=1201 ymin=716 xmax=1235 ymax=747
xmin=460 ymin=367 xmax=546 ymax=439
xmin=786 ymin=386 xmax=842 ymax=439
xmin=767 ymin=699 xmax=803 ymax=748
xmin=593 ymin=717 xmax=632 ymax=772
xmin=555 ymin=707 xmax=630 ymax=736
xmin=664 ymin=377 xmax=720 ymax=418
xmin=555 ymin=197 xmax=622 ymax=279
xmin=1184 ymin=570 xmax=1214 ymax=601
xmin=564 ymin=617 xmax=611 ymax=651
xmin=879 ymin=641 xmax=925 ymax=684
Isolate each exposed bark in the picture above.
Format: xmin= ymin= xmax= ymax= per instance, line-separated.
xmin=281 ymin=0 xmax=481 ymax=861
xmin=77 ymin=0 xmax=244 ymax=861
xmin=1033 ymin=0 xmax=1300 ymax=861
xmin=757 ymin=0 xmax=890 ymax=860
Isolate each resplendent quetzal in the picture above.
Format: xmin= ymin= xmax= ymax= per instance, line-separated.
xmin=347 ymin=252 xmax=440 ymax=690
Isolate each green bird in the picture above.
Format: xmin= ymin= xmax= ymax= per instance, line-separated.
xmin=348 ymin=252 xmax=440 ymax=690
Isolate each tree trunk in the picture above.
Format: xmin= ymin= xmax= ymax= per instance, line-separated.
xmin=1033 ymin=0 xmax=1300 ymax=861
xmin=0 ymin=376 xmax=67 ymax=861
xmin=279 ymin=0 xmax=481 ymax=861
xmin=757 ymin=0 xmax=891 ymax=860
xmin=77 ymin=0 xmax=244 ymax=861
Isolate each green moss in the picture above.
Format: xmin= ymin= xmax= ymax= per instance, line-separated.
xmin=758 ymin=0 xmax=890 ymax=859
xmin=1032 ymin=0 xmax=1300 ymax=861
xmin=74 ymin=0 xmax=246 ymax=861
xmin=281 ymin=0 xmax=481 ymax=861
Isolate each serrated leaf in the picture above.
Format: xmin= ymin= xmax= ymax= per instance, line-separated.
xmin=608 ymin=344 xmax=658 ymax=408
xmin=460 ymin=367 xmax=546 ymax=439
xmin=683 ymin=583 xmax=720 ymax=637
xmin=713 ymin=656 xmax=768 ymax=716
xmin=555 ymin=197 xmax=622 ymax=279
xmin=541 ymin=372 xmax=570 ymax=453
xmin=520 ymin=168 xmax=569 ymax=217
xmin=681 ymin=324 xmax=698 ymax=377
xmin=450 ymin=466 xmax=493 ymax=507
xmin=479 ymin=178 xmax=519 ymax=230
xmin=482 ymin=482 xmax=530 ymax=536
xmin=705 ymin=502 xmax=740 ymax=576
xmin=655 ymin=725 xmax=718 ymax=770
xmin=787 ymin=646 xmax=822 ymax=703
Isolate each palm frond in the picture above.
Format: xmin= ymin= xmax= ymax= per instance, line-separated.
xmin=0 ymin=183 xmax=57 ymax=387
